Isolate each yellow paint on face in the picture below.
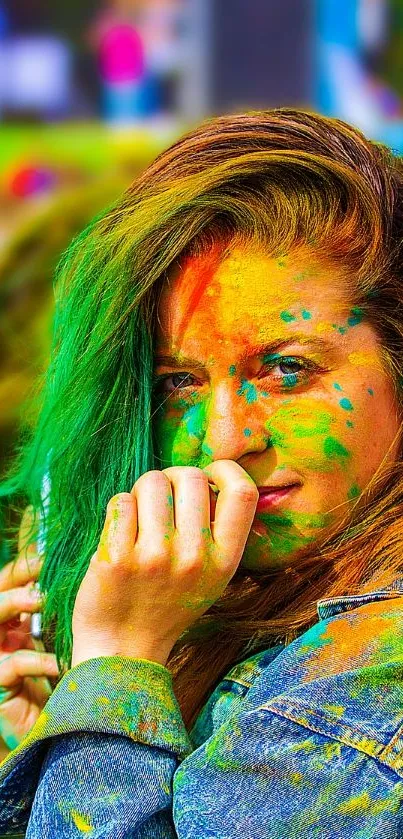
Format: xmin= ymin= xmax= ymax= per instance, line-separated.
xmin=153 ymin=242 xmax=401 ymax=571
xmin=348 ymin=350 xmax=382 ymax=368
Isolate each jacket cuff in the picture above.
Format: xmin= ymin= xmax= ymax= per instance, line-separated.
xmin=0 ymin=656 xmax=193 ymax=779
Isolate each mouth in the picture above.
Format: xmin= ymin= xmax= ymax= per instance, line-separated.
xmin=254 ymin=483 xmax=300 ymax=514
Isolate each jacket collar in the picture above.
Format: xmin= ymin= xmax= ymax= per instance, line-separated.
xmin=316 ymin=577 xmax=403 ymax=620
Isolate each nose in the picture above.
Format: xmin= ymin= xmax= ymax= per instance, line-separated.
xmin=202 ymin=381 xmax=269 ymax=462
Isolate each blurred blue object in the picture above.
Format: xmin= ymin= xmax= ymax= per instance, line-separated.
xmin=0 ymin=35 xmax=72 ymax=119
xmin=315 ymin=0 xmax=403 ymax=153
xmin=0 ymin=2 xmax=9 ymax=38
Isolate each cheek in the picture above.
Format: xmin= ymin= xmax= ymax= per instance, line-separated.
xmin=338 ymin=385 xmax=401 ymax=483
xmin=265 ymin=398 xmax=354 ymax=476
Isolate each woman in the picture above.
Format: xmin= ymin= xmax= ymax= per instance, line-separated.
xmin=0 ymin=109 xmax=402 ymax=836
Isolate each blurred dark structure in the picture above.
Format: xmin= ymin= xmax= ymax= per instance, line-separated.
xmin=210 ymin=0 xmax=313 ymax=112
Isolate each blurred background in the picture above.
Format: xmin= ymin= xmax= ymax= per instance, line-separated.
xmin=2 ymin=0 xmax=403 ymax=479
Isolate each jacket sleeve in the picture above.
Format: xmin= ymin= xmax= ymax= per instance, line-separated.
xmin=0 ymin=657 xmax=193 ymax=838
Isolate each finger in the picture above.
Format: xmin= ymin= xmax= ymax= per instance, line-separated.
xmin=0 ymin=585 xmax=43 ymax=625
xmin=0 ymin=650 xmax=59 ymax=690
xmin=133 ymin=471 xmax=174 ymax=546
xmin=98 ymin=493 xmax=138 ymax=564
xmin=18 ymin=505 xmax=38 ymax=553
xmin=202 ymin=460 xmax=258 ymax=563
xmin=162 ymin=466 xmax=211 ymax=538
xmin=1 ymin=614 xmax=37 ymax=653
xmin=0 ymin=552 xmax=42 ymax=593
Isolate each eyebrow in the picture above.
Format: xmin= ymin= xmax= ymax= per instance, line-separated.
xmin=154 ymin=335 xmax=336 ymax=368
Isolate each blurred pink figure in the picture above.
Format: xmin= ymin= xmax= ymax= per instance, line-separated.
xmin=88 ymin=4 xmax=145 ymax=124
xmin=98 ymin=22 xmax=144 ymax=86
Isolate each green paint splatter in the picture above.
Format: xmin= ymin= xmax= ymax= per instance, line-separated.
xmin=266 ymin=405 xmax=333 ymax=448
xmin=243 ymin=428 xmax=252 ymax=437
xmin=301 ymin=310 xmax=312 ymax=320
xmin=228 ymin=364 xmax=236 ymax=377
xmin=367 ymin=388 xmax=374 ymax=396
xmin=348 ymin=484 xmax=360 ymax=500
xmin=185 ymin=404 xmax=205 ymax=437
xmin=323 ymin=437 xmax=350 ymax=460
xmin=339 ymin=398 xmax=353 ymax=411
xmin=347 ymin=307 xmax=363 ymax=327
xmin=237 ymin=378 xmax=258 ymax=403
xmin=255 ymin=510 xmax=330 ymax=564
xmin=280 ymin=311 xmax=297 ymax=323
xmin=346 ymin=420 xmax=354 ymax=428
xmin=333 ymin=383 xmax=343 ymax=392
xmin=201 ymin=442 xmax=213 ymax=457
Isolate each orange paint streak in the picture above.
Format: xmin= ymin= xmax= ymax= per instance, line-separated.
xmin=301 ymin=598 xmax=401 ymax=680
xmin=174 ymin=244 xmax=226 ymax=342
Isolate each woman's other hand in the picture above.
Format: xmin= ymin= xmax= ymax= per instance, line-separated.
xmin=0 ymin=506 xmax=60 ymax=753
xmin=72 ymin=460 xmax=259 ymax=668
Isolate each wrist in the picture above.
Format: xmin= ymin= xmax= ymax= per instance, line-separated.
xmin=71 ymin=642 xmax=173 ymax=669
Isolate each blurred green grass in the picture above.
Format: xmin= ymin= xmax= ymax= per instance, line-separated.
xmin=0 ymin=122 xmax=182 ymax=174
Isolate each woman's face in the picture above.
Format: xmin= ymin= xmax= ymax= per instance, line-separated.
xmin=153 ymin=242 xmax=401 ymax=571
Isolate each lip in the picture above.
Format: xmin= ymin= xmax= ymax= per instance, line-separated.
xmin=254 ymin=484 xmax=300 ymax=513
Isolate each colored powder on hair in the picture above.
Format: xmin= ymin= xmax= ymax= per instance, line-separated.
xmin=347 ymin=307 xmax=363 ymax=327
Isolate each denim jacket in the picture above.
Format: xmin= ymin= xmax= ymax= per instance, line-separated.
xmin=0 ymin=579 xmax=402 ymax=838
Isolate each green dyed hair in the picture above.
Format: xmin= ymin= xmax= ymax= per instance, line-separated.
xmin=2 ymin=109 xmax=403 ymax=703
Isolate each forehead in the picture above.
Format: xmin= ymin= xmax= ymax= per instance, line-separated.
xmin=155 ymin=243 xmax=353 ymax=353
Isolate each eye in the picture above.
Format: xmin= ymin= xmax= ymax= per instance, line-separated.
xmin=263 ymin=356 xmax=320 ymax=388
xmin=153 ymin=372 xmax=197 ymax=396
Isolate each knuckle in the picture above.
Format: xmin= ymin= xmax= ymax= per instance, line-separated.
xmin=38 ymin=653 xmax=50 ymax=670
xmin=180 ymin=550 xmax=203 ymax=570
xmin=137 ymin=544 xmax=171 ymax=570
xmin=107 ymin=492 xmax=133 ymax=512
xmin=232 ymin=482 xmax=259 ymax=501
xmin=163 ymin=466 xmax=205 ymax=481
xmin=135 ymin=470 xmax=169 ymax=490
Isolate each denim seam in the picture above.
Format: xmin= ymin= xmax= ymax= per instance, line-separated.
xmin=258 ymin=701 xmax=403 ymax=779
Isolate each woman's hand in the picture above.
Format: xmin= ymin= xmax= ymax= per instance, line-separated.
xmin=0 ymin=507 xmax=60 ymax=752
xmin=72 ymin=460 xmax=259 ymax=668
